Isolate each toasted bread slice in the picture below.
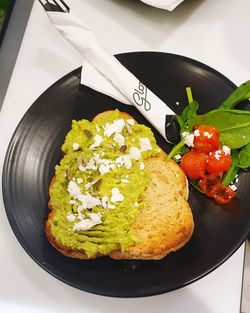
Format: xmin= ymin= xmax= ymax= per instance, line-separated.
xmin=110 ymin=156 xmax=193 ymax=260
xmin=46 ymin=110 xmax=194 ymax=260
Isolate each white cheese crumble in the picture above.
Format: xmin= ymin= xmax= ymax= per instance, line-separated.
xmin=73 ymin=213 xmax=102 ymax=231
xmin=96 ymin=125 xmax=101 ymax=132
xmin=77 ymin=178 xmax=83 ymax=184
xmin=99 ymin=164 xmax=111 ymax=175
xmin=66 ymin=213 xmax=76 ymax=222
xmin=111 ymin=188 xmax=124 ymax=203
xmin=140 ymin=162 xmax=145 ymax=170
xmin=77 ymin=194 xmax=101 ymax=209
xmin=88 ymin=213 xmax=102 ymax=224
xmin=113 ymin=133 xmax=125 ymax=146
xmin=84 ymin=180 xmax=96 ymax=190
xmin=104 ymin=119 xmax=125 ymax=137
xmin=115 ymin=155 xmax=132 ymax=169
xmin=193 ymin=129 xmax=200 ymax=137
xmin=69 ymin=200 xmax=76 ymax=205
xmin=139 ymin=137 xmax=152 ymax=151
xmin=134 ymin=202 xmax=139 ymax=207
xmin=229 ymin=184 xmax=237 ymax=192
xmin=129 ymin=147 xmax=141 ymax=160
xmin=72 ymin=143 xmax=80 ymax=151
xmin=121 ymin=179 xmax=129 ymax=183
xmin=174 ymin=154 xmax=182 ymax=161
xmin=101 ymin=196 xmax=109 ymax=209
xmin=89 ymin=134 xmax=103 ymax=149
xmin=222 ymin=145 xmax=231 ymax=155
xmin=68 ymin=181 xmax=81 ymax=198
xmin=204 ymin=131 xmax=212 ymax=139
xmin=214 ymin=150 xmax=222 ymax=160
xmin=127 ymin=119 xmax=135 ymax=126
xmin=182 ymin=132 xmax=194 ymax=147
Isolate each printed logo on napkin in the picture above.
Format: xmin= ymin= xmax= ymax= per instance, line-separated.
xmin=133 ymin=82 xmax=151 ymax=111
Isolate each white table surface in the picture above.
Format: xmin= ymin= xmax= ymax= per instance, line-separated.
xmin=0 ymin=0 xmax=249 ymax=312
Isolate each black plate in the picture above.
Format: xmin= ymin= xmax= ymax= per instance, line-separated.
xmin=3 ymin=52 xmax=250 ymax=297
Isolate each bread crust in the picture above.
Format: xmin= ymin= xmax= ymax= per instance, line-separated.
xmin=46 ymin=111 xmax=194 ymax=260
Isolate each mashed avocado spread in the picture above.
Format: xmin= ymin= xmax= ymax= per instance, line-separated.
xmin=49 ymin=110 xmax=160 ymax=257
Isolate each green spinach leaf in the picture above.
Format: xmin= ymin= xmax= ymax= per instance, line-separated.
xmin=219 ymin=81 xmax=250 ymax=110
xmin=238 ymin=142 xmax=250 ymax=168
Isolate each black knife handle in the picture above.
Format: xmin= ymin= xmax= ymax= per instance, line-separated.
xmin=165 ymin=115 xmax=180 ymax=144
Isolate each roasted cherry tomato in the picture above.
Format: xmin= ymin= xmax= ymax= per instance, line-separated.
xmin=180 ymin=151 xmax=207 ymax=179
xmin=206 ymin=150 xmax=232 ymax=174
xmin=199 ymin=173 xmax=235 ymax=204
xmin=193 ymin=125 xmax=220 ymax=154
xmin=199 ymin=172 xmax=223 ymax=193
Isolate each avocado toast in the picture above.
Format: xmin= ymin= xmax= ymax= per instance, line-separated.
xmin=46 ymin=110 xmax=194 ymax=260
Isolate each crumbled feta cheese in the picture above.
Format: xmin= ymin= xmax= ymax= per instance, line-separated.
xmin=68 ymin=181 xmax=81 ymax=198
xmin=73 ymin=213 xmax=102 ymax=231
xmin=235 ymin=178 xmax=239 ymax=183
xmin=204 ymin=131 xmax=212 ymax=139
xmin=134 ymin=202 xmax=139 ymax=207
xmin=77 ymin=178 xmax=83 ymax=184
xmin=129 ymin=147 xmax=141 ymax=160
xmin=72 ymin=143 xmax=79 ymax=151
xmin=99 ymin=164 xmax=111 ymax=175
xmin=84 ymin=181 xmax=95 ymax=190
xmin=69 ymin=200 xmax=76 ymax=205
xmin=85 ymin=158 xmax=97 ymax=171
xmin=113 ymin=133 xmax=125 ymax=146
xmin=127 ymin=119 xmax=135 ymax=126
xmin=78 ymin=164 xmax=86 ymax=172
xmin=104 ymin=119 xmax=125 ymax=137
xmin=194 ymin=129 xmax=200 ymax=137
xmin=122 ymin=155 xmax=132 ymax=169
xmin=140 ymin=162 xmax=145 ymax=170
xmin=96 ymin=125 xmax=101 ymax=132
xmin=101 ymin=196 xmax=109 ymax=208
xmin=89 ymin=134 xmax=103 ymax=149
xmin=229 ymin=184 xmax=237 ymax=192
xmin=222 ymin=145 xmax=231 ymax=155
xmin=139 ymin=137 xmax=152 ymax=151
xmin=115 ymin=155 xmax=132 ymax=169
xmin=77 ymin=194 xmax=101 ymax=209
xmin=182 ymin=132 xmax=194 ymax=147
xmin=88 ymin=212 xmax=102 ymax=224
xmin=66 ymin=213 xmax=76 ymax=222
xmin=111 ymin=188 xmax=124 ymax=203
xmin=174 ymin=154 xmax=182 ymax=161
xmin=121 ymin=179 xmax=129 ymax=183
xmin=214 ymin=150 xmax=222 ymax=160
xmin=158 ymin=148 xmax=161 ymax=153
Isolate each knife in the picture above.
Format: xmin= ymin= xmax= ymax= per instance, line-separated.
xmin=39 ymin=0 xmax=180 ymax=144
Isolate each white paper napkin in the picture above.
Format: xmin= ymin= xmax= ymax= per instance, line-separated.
xmin=140 ymin=0 xmax=184 ymax=11
xmin=46 ymin=11 xmax=175 ymax=141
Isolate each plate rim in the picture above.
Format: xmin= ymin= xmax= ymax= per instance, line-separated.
xmin=2 ymin=51 xmax=249 ymax=297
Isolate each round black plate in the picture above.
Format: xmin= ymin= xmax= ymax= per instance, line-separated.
xmin=3 ymin=52 xmax=250 ymax=297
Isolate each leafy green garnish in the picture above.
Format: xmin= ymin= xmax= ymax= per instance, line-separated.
xmin=168 ymin=81 xmax=250 ymax=192
xmin=238 ymin=142 xmax=250 ymax=169
xmin=219 ymin=81 xmax=250 ymax=110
